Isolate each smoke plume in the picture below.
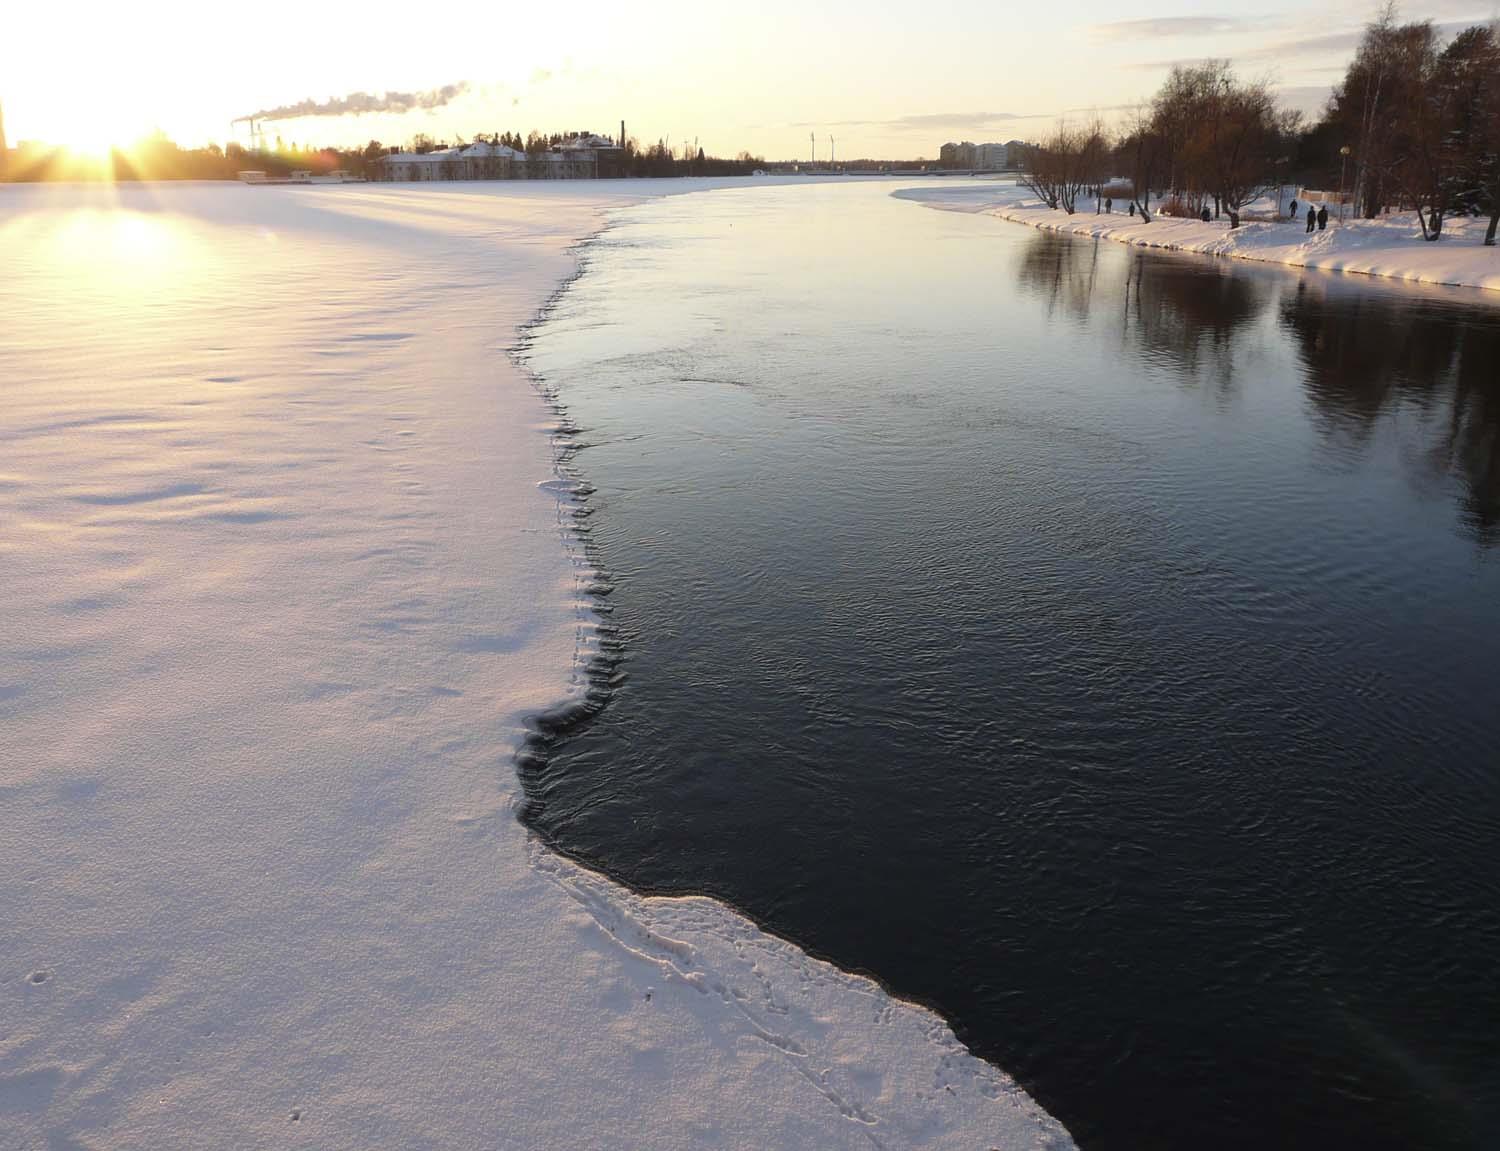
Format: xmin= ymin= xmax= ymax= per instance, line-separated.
xmin=234 ymin=82 xmax=470 ymax=124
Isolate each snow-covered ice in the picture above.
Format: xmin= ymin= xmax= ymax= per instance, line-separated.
xmin=897 ymin=180 xmax=1500 ymax=292
xmin=0 ymin=179 xmax=1072 ymax=1150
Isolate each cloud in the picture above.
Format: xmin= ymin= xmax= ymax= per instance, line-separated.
xmin=1127 ymin=55 xmax=1223 ymax=72
xmin=1255 ymin=18 xmax=1483 ymax=59
xmin=235 ymin=83 xmax=470 ymax=124
xmin=1091 ymin=16 xmax=1244 ymax=39
xmin=1273 ymin=84 xmax=1339 ymax=116
xmin=791 ymin=111 xmax=1043 ymax=135
xmin=1062 ymin=102 xmax=1147 ymax=115
xmin=1128 ymin=29 xmax=1360 ymax=71
xmin=1131 ymin=19 xmax=1488 ymax=72
xmin=1245 ymin=30 xmax=1365 ymax=59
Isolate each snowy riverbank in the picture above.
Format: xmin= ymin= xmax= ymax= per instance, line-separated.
xmin=0 ymin=180 xmax=1072 ymax=1150
xmin=896 ymin=180 xmax=1500 ymax=292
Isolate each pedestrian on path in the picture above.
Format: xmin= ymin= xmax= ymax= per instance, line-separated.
xmin=1317 ymin=205 xmax=1328 ymax=231
xmin=1306 ymin=205 xmax=1317 ymax=233
xmin=1289 ymin=197 xmax=1298 ymax=218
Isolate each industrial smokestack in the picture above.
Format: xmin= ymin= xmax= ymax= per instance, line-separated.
xmin=233 ymin=82 xmax=470 ymax=125
xmin=621 ymin=119 xmax=625 ymax=149
xmin=0 ymin=99 xmax=8 ymax=176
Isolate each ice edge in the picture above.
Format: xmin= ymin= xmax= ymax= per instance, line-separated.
xmin=506 ymin=209 xmax=1079 ymax=1150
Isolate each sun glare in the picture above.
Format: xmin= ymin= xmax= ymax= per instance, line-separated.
xmin=48 ymin=211 xmax=203 ymax=307
xmin=35 ymin=95 xmax=149 ymax=157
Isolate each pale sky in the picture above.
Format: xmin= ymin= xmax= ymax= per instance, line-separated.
xmin=7 ymin=0 xmax=1495 ymax=159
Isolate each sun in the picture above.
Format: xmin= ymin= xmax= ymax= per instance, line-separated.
xmin=32 ymin=93 xmax=149 ymax=156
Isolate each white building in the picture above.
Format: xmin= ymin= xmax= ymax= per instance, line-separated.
xmin=975 ymin=143 xmax=1009 ymax=171
xmin=557 ymin=133 xmax=616 ymax=152
xmin=379 ymin=142 xmax=525 ymax=181
xmin=378 ymin=137 xmax=614 ymax=181
xmin=460 ymin=141 xmax=525 ymax=178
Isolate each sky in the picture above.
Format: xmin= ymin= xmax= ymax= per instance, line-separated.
xmin=6 ymin=0 xmax=1496 ymax=159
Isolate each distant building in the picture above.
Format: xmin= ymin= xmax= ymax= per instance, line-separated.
xmin=553 ymin=132 xmax=628 ymax=178
xmin=974 ymin=143 xmax=1008 ymax=171
xmin=376 ymin=132 xmax=625 ymax=181
xmin=461 ymin=141 xmax=525 ymax=179
xmin=379 ymin=142 xmax=522 ymax=181
xmin=939 ymin=141 xmax=977 ymax=170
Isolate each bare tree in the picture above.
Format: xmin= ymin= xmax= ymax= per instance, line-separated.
xmin=1116 ymin=104 xmax=1163 ymax=220
xmin=1020 ymin=122 xmax=1111 ymax=214
xmin=1077 ymin=116 xmax=1112 ymax=209
xmin=1152 ymin=64 xmax=1212 ymax=200
xmin=1330 ymin=8 xmax=1436 ymax=217
xmin=1204 ymin=71 xmax=1294 ymax=217
xmin=1018 ymin=139 xmax=1062 ymax=209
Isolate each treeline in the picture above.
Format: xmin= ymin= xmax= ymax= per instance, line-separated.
xmin=2 ymin=135 xmax=390 ymax=182
xmin=619 ymin=139 xmax=765 ymax=177
xmin=1021 ymin=63 xmax=1299 ymax=221
xmin=417 ymin=130 xmax=766 ymax=177
xmin=1 ymin=128 xmax=765 ymax=182
xmin=1323 ymin=10 xmax=1500 ymax=238
xmin=1019 ymin=7 xmax=1500 ymax=244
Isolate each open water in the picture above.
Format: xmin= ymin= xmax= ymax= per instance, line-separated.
xmin=523 ymin=182 xmax=1500 ymax=1151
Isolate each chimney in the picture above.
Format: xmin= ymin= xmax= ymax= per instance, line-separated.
xmin=0 ymin=99 xmax=8 ymax=176
xmin=620 ymin=120 xmax=626 ymax=149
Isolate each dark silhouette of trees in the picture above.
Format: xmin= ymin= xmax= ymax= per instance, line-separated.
xmin=1146 ymin=62 xmax=1292 ymax=218
xmin=0 ymin=119 xmax=763 ymax=184
xmin=1326 ymin=6 xmax=1433 ymax=218
xmin=1023 ymin=65 xmax=1292 ymax=221
xmin=1014 ymin=13 xmax=1500 ymax=239
xmin=1432 ymin=25 xmax=1500 ymax=243
xmin=1322 ymin=9 xmax=1500 ymax=238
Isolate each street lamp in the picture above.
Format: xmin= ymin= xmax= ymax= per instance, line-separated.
xmin=1338 ymin=145 xmax=1352 ymax=223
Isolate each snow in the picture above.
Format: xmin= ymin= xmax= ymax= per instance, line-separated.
xmin=0 ymin=179 xmax=1072 ymax=1151
xmin=895 ymin=180 xmax=1500 ymax=292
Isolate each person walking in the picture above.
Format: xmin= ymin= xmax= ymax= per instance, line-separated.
xmin=1289 ymin=197 xmax=1298 ymax=218
xmin=1306 ymin=205 xmax=1317 ymax=233
xmin=1317 ymin=204 xmax=1328 ymax=231
xmin=1105 ymin=197 xmax=1113 ymax=214
xmin=1200 ymin=206 xmax=1211 ymax=223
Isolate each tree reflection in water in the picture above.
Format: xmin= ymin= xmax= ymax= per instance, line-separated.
xmin=1279 ymin=279 xmax=1500 ymax=546
xmin=1017 ymin=231 xmax=1271 ymax=392
xmin=1014 ymin=230 xmax=1500 ymax=545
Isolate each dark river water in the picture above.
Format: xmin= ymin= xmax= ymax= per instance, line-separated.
xmin=521 ymin=182 xmax=1500 ymax=1151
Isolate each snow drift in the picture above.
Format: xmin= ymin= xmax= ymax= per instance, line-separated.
xmin=896 ymin=180 xmax=1500 ymax=292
